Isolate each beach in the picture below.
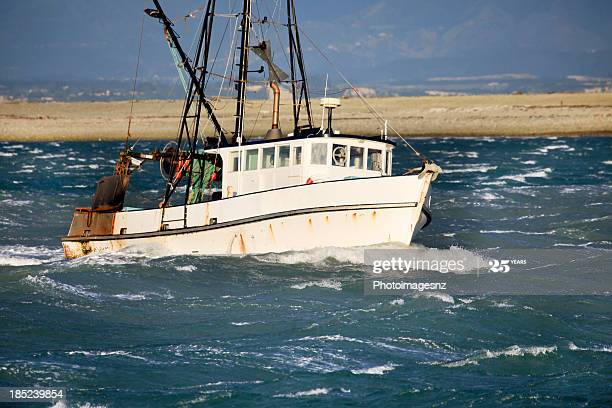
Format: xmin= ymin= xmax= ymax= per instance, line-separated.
xmin=1 ymin=92 xmax=611 ymax=141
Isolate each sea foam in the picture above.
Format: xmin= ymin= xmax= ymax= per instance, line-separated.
xmin=431 ymin=345 xmax=557 ymax=368
xmin=350 ymin=363 xmax=397 ymax=375
xmin=273 ymin=388 xmax=330 ymax=398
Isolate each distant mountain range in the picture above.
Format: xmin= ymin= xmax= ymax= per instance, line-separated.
xmin=1 ymin=0 xmax=611 ymax=100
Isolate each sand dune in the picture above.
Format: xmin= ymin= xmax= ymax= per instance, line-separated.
xmin=0 ymin=92 xmax=611 ymax=141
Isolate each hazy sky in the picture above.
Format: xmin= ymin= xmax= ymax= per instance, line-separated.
xmin=1 ymin=0 xmax=611 ymax=83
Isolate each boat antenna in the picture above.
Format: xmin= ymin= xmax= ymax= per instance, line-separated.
xmin=321 ymin=73 xmax=328 ymax=130
xmin=126 ymin=14 xmax=146 ymax=151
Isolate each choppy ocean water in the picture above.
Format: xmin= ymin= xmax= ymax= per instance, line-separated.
xmin=0 ymin=137 xmax=610 ymax=407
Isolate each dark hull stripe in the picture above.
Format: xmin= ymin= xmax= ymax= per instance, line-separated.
xmin=420 ymin=206 xmax=433 ymax=230
xmin=62 ymin=202 xmax=418 ymax=243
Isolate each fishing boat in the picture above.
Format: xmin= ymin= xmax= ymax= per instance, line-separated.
xmin=61 ymin=0 xmax=441 ymax=259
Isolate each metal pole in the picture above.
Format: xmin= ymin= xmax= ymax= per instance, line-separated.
xmin=232 ymin=0 xmax=252 ymax=144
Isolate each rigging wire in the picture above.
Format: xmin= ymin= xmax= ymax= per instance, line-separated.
xmin=196 ymin=6 xmax=240 ymax=148
xmin=296 ymin=25 xmax=427 ymax=162
xmin=131 ymin=8 xmax=208 ymax=151
xmin=261 ymin=0 xmax=290 ymax=72
xmin=126 ymin=13 xmax=146 ymax=150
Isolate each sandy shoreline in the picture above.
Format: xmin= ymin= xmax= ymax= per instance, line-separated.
xmin=1 ymin=92 xmax=611 ymax=141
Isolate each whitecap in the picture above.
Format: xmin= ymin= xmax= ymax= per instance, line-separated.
xmin=0 ymin=245 xmax=63 ymax=266
xmin=443 ymin=165 xmax=497 ymax=174
xmin=481 ymin=192 xmax=500 ymax=201
xmin=67 ymin=350 xmax=147 ymax=361
xmin=431 ymin=345 xmax=557 ymax=368
xmin=24 ymin=275 xmax=100 ymax=299
xmin=603 ymin=160 xmax=612 ymax=165
xmin=230 ymin=321 xmax=258 ymax=326
xmin=389 ymin=298 xmax=404 ymax=305
xmin=273 ymin=388 xmax=330 ymax=398
xmin=35 ymin=153 xmax=64 ymax=159
xmin=1 ymin=199 xmax=33 ymax=206
xmin=298 ymin=334 xmax=365 ymax=344
xmin=112 ymin=293 xmax=147 ymax=301
xmin=291 ymin=279 xmax=342 ymax=291
xmin=568 ymin=341 xmax=611 ymax=353
xmin=0 ymin=256 xmax=44 ymax=266
xmin=256 ymin=246 xmax=364 ymax=265
xmin=395 ymin=336 xmax=447 ymax=350
xmin=414 ymin=291 xmax=455 ymax=304
xmin=491 ymin=301 xmax=514 ymax=308
xmin=479 ymin=229 xmax=553 ymax=235
xmin=350 ymin=363 xmax=397 ymax=375
xmin=499 ymin=168 xmax=552 ymax=183
xmin=62 ymin=185 xmax=89 ymax=189
xmin=175 ymin=265 xmax=197 ymax=272
xmin=536 ymin=144 xmax=575 ymax=153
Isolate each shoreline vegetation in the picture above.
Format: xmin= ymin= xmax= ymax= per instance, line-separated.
xmin=0 ymin=92 xmax=611 ymax=141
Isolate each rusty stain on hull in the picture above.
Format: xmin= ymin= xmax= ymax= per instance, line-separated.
xmin=239 ymin=234 xmax=246 ymax=254
xmin=62 ymin=241 xmax=93 ymax=259
xmin=268 ymin=223 xmax=276 ymax=243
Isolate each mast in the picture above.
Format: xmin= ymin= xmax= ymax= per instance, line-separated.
xmin=147 ymin=0 xmax=226 ymax=209
xmin=232 ymin=0 xmax=253 ymax=144
xmin=286 ymin=0 xmax=313 ymax=133
xmin=149 ymin=0 xmax=228 ymax=146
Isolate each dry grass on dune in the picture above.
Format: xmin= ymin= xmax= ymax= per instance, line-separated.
xmin=0 ymin=92 xmax=611 ymax=141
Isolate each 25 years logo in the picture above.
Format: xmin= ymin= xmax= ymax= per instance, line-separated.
xmin=488 ymin=258 xmax=527 ymax=273
xmin=489 ymin=259 xmax=510 ymax=273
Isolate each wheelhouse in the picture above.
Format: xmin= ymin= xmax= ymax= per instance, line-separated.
xmin=200 ymin=134 xmax=395 ymax=199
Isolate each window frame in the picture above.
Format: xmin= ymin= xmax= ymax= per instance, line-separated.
xmin=292 ymin=145 xmax=302 ymax=166
xmin=243 ymin=148 xmax=260 ymax=171
xmin=310 ymin=142 xmax=328 ymax=165
xmin=261 ymin=146 xmax=275 ymax=169
xmin=332 ymin=143 xmax=348 ymax=167
xmin=367 ymin=148 xmax=383 ymax=172
xmin=349 ymin=146 xmax=365 ymax=169
xmin=277 ymin=144 xmax=291 ymax=168
xmin=228 ymin=151 xmax=240 ymax=172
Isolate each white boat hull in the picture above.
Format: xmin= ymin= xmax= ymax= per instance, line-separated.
xmin=62 ymin=173 xmax=434 ymax=258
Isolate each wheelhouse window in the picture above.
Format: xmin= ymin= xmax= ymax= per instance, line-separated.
xmin=229 ymin=151 xmax=239 ymax=172
xmin=244 ymin=149 xmax=259 ymax=171
xmin=386 ymin=151 xmax=392 ymax=175
xmin=350 ymin=146 xmax=364 ymax=169
xmin=332 ymin=144 xmax=347 ymax=167
xmin=367 ymin=149 xmax=383 ymax=171
xmin=292 ymin=146 xmax=302 ymax=165
xmin=278 ymin=145 xmax=290 ymax=167
xmin=311 ymin=143 xmax=327 ymax=165
xmin=262 ymin=147 xmax=275 ymax=169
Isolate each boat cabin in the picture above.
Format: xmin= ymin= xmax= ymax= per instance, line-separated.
xmin=203 ymin=134 xmax=395 ymax=199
